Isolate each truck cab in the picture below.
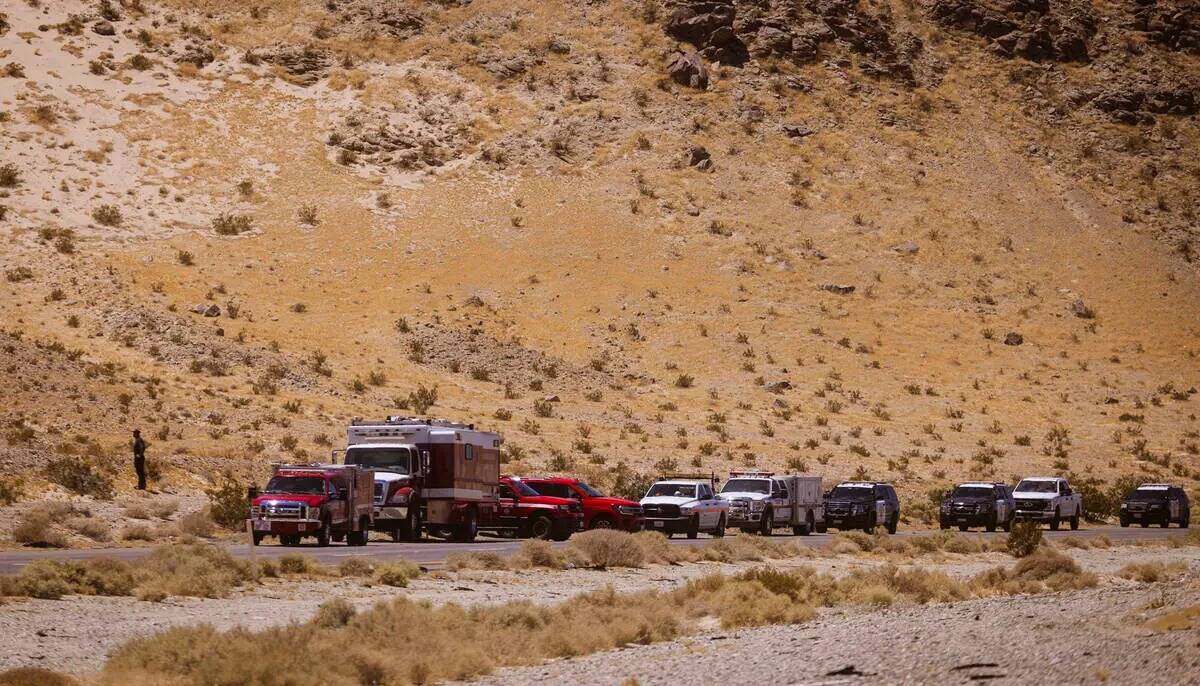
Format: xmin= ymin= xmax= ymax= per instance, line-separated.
xmin=249 ymin=464 xmax=374 ymax=547
xmin=718 ymin=472 xmax=824 ymax=536
xmin=640 ymin=476 xmax=729 ymax=539
xmin=521 ymin=476 xmax=644 ymax=531
xmin=495 ymin=476 xmax=582 ymax=540
xmin=342 ymin=442 xmax=420 ymax=541
xmin=1013 ymin=476 xmax=1083 ymax=530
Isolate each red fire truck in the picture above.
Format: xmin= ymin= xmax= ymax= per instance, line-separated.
xmin=249 ymin=464 xmax=374 ymax=546
xmin=342 ymin=417 xmax=502 ymax=542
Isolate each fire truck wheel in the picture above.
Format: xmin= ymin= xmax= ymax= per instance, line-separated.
xmin=332 ymin=533 xmax=345 ymax=543
xmin=528 ymin=514 xmax=553 ymax=540
xmin=759 ymin=509 xmax=774 ymax=536
xmin=251 ymin=532 xmax=263 ymax=546
xmin=686 ymin=515 xmax=699 ymax=540
xmin=452 ymin=507 xmax=478 ymax=543
xmin=316 ymin=519 xmax=331 ymax=547
xmin=280 ymin=535 xmax=300 ymax=546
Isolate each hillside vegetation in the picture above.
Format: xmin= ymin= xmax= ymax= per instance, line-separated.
xmin=1 ymin=0 xmax=1198 ymax=517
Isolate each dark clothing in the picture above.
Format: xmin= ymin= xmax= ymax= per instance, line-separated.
xmin=133 ymin=437 xmax=147 ymax=490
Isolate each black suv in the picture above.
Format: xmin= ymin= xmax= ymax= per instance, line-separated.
xmin=1120 ymin=484 xmax=1190 ymax=528
xmin=939 ymin=482 xmax=1015 ymax=532
xmin=824 ymin=482 xmax=900 ymax=534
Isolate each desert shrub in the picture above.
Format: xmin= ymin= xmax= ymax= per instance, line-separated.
xmin=134 ymin=543 xmax=253 ymax=601
xmin=1005 ymin=520 xmax=1042 ymax=557
xmin=120 ymin=523 xmax=159 ymax=542
xmin=373 ymin=560 xmax=420 ymax=587
xmin=699 ymin=535 xmax=799 ymax=563
xmin=212 ymin=213 xmax=252 ymax=235
xmin=278 ymin=553 xmax=317 ymax=575
xmin=0 ymin=163 xmax=22 ymax=188
xmin=609 ymin=466 xmax=653 ymax=502
xmin=123 ymin=503 xmax=151 ymax=519
xmin=3 ymin=558 xmax=135 ymax=599
xmin=91 ymin=204 xmax=122 ymax=226
xmin=150 ymin=499 xmax=180 ymax=519
xmin=972 ymin=548 xmax=1096 ymax=595
xmin=0 ymin=478 xmax=23 ymax=505
xmin=66 ymin=516 xmax=111 ymax=542
xmin=0 ymin=667 xmax=79 ymax=686
xmin=628 ymin=530 xmax=696 ymax=565
xmin=175 ymin=509 xmax=216 ymax=538
xmin=312 ymin=598 xmax=356 ymax=628
xmin=12 ymin=509 xmax=67 ymax=548
xmin=337 ymin=556 xmax=375 ymax=577
xmin=569 ymin=529 xmax=645 ymax=569
xmin=205 ymin=473 xmax=247 ymax=529
xmin=513 ymin=539 xmax=568 ymax=569
xmin=445 ymin=551 xmax=508 ymax=571
xmin=1118 ymin=561 xmax=1185 ymax=583
xmin=45 ymin=456 xmax=114 ymax=499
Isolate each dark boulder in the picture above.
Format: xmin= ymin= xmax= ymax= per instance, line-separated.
xmin=668 ymin=51 xmax=709 ymax=89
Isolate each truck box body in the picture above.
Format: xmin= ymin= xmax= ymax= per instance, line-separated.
xmin=346 ymin=418 xmax=502 ymax=530
xmin=780 ymin=475 xmax=823 ymax=522
xmin=250 ymin=463 xmax=375 ymax=544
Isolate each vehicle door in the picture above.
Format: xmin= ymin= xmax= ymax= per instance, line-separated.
xmin=1058 ymin=481 xmax=1072 ymax=514
xmin=993 ymin=486 xmax=1009 ymax=521
xmin=497 ymin=483 xmax=520 ymax=528
xmin=1168 ymin=488 xmax=1182 ymax=521
xmin=697 ymin=483 xmax=715 ymax=527
xmin=873 ymin=485 xmax=890 ymax=523
xmin=327 ymin=477 xmax=347 ymax=525
xmin=773 ymin=479 xmax=792 ymax=524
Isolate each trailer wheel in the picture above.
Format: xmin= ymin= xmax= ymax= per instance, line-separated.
xmin=452 ymin=507 xmax=478 ymax=543
xmin=815 ymin=521 xmax=827 ymax=534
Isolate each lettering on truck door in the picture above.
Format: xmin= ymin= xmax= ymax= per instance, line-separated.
xmin=328 ymin=477 xmax=347 ymax=525
xmin=497 ymin=484 xmax=519 ymax=528
xmin=774 ymin=479 xmax=792 ymax=524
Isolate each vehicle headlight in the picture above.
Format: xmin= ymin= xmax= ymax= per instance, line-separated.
xmin=557 ymin=504 xmax=570 ymax=511
xmin=617 ymin=506 xmax=641 ymax=515
xmin=1120 ymin=503 xmax=1128 ymax=509
xmin=1149 ymin=503 xmax=1163 ymax=509
xmin=852 ymin=504 xmax=865 ymax=514
xmin=750 ymin=500 xmax=765 ymax=511
xmin=390 ymin=492 xmax=408 ymax=505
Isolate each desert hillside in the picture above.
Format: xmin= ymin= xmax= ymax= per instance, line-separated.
xmin=1 ymin=0 xmax=1198 ymax=524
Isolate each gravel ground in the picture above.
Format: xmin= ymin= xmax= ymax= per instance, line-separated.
xmin=465 ymin=582 xmax=1200 ymax=685
xmin=1 ymin=546 xmax=1197 ymax=676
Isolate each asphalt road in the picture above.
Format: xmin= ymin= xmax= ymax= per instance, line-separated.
xmin=0 ymin=525 xmax=1183 ymax=574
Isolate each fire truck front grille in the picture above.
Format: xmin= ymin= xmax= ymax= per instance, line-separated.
xmin=258 ymin=501 xmax=307 ymax=519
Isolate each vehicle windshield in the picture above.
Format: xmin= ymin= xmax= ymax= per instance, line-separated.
xmin=264 ymin=476 xmax=326 ymax=495
xmin=952 ymin=486 xmax=995 ymax=499
xmin=721 ymin=479 xmax=770 ymax=494
xmin=1128 ymin=487 xmax=1169 ymax=501
xmin=345 ymin=447 xmax=411 ymax=474
xmin=1015 ymin=480 xmax=1057 ymax=493
xmin=509 ymin=480 xmax=540 ymax=497
xmin=646 ymin=483 xmax=696 ymax=498
xmin=828 ymin=485 xmax=874 ymax=501
xmin=575 ymin=482 xmax=603 ymax=497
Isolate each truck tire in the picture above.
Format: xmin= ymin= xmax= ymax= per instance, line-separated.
xmin=348 ymin=518 xmax=370 ymax=546
xmin=1181 ymin=509 xmax=1189 ymax=529
xmin=815 ymin=521 xmax=827 ymax=534
xmin=759 ymin=509 xmax=773 ymax=536
xmin=550 ymin=520 xmax=573 ymax=542
xmin=394 ymin=507 xmax=423 ymax=542
xmin=1119 ymin=517 xmax=1129 ymax=528
xmin=453 ymin=507 xmax=478 ymax=543
xmin=986 ymin=512 xmax=997 ymax=533
xmin=939 ymin=521 xmax=950 ymax=530
xmin=958 ymin=523 xmax=969 ymax=532
xmin=332 ymin=533 xmax=345 ymax=543
xmin=713 ymin=513 xmax=726 ymax=538
xmin=589 ymin=515 xmax=615 ymax=530
xmin=687 ymin=515 xmax=700 ymax=540
xmin=795 ymin=512 xmax=814 ymax=536
xmin=886 ymin=515 xmax=898 ymax=535
xmin=1002 ymin=513 xmax=1013 ymax=532
xmin=1050 ymin=509 xmax=1060 ymax=531
xmin=316 ymin=519 xmax=331 ymax=547
xmin=1070 ymin=513 xmax=1080 ymax=531
xmin=528 ymin=514 xmax=553 ymax=540
xmin=1160 ymin=516 xmax=1170 ymax=529
xmin=252 ymin=532 xmax=264 ymax=546
xmin=863 ymin=513 xmax=876 ymax=534
xmin=280 ymin=535 xmax=299 ymax=546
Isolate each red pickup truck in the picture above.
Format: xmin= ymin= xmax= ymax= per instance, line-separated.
xmin=521 ymin=476 xmax=644 ymax=531
xmin=249 ymin=464 xmax=374 ymax=546
xmin=496 ymin=476 xmax=582 ymax=540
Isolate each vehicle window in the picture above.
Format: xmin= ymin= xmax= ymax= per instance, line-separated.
xmin=509 ymin=480 xmax=540 ymax=497
xmin=721 ymin=479 xmax=770 ymax=494
xmin=952 ymin=486 xmax=995 ymax=498
xmin=465 ymin=444 xmax=474 ymax=461
xmin=344 ymin=447 xmax=411 ymax=474
xmin=1015 ymin=480 xmax=1057 ymax=493
xmin=874 ymin=486 xmax=886 ymax=499
xmin=699 ymin=485 xmax=712 ymax=499
xmin=828 ymin=485 xmax=873 ymax=501
xmin=575 ymin=482 xmax=604 ymax=497
xmin=776 ymin=482 xmax=789 ymax=499
xmin=264 ymin=476 xmax=326 ymax=495
xmin=498 ymin=485 xmax=515 ymax=500
xmin=530 ymin=483 xmax=571 ymax=499
xmin=1128 ymin=487 xmax=1169 ymax=501
xmin=887 ymin=486 xmax=897 ymax=500
xmin=646 ymin=483 xmax=697 ymax=498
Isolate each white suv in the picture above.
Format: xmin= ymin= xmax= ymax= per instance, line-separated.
xmin=640 ymin=478 xmax=729 ymax=538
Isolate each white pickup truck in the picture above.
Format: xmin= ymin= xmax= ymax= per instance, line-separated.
xmin=718 ymin=472 xmax=824 ymax=536
xmin=640 ymin=477 xmax=729 ymax=539
xmin=1012 ymin=477 xmax=1083 ymax=530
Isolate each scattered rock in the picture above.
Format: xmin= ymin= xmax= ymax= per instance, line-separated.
xmin=1069 ymin=298 xmax=1096 ymax=319
xmin=190 ymin=304 xmax=221 ymax=318
xmin=891 ymin=241 xmax=920 ymax=255
xmin=1004 ymin=332 xmax=1024 ymax=346
xmin=765 ymin=380 xmax=791 ymax=394
xmin=783 ymin=123 xmax=815 ymax=138
xmin=667 ymin=50 xmax=709 ymax=89
xmin=929 ymin=0 xmax=1094 ymax=63
xmin=820 ymin=284 xmax=856 ymax=295
xmin=686 ymin=146 xmax=711 ymax=167
xmin=92 ymin=21 xmax=115 ymax=36
xmin=543 ymin=395 xmax=561 ymax=403
xmin=260 ymin=44 xmax=331 ymax=86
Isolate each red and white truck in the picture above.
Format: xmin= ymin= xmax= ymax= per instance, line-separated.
xmin=249 ymin=464 xmax=374 ymax=546
xmin=341 ymin=417 xmax=502 ymax=542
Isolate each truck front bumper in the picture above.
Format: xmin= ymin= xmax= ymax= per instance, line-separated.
xmin=645 ymin=516 xmax=691 ymax=534
xmin=251 ymin=518 xmax=322 ymax=535
xmin=940 ymin=513 xmax=992 ymax=527
xmin=1014 ymin=509 xmax=1054 ymax=521
xmin=824 ymin=513 xmax=871 ymax=529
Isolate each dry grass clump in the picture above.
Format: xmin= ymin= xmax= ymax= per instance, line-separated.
xmin=1118 ymin=561 xmax=1186 ymax=583
xmin=120 ymin=523 xmax=161 ymax=542
xmin=1057 ymin=535 xmax=1112 ymax=550
xmin=969 ymin=548 xmax=1098 ymax=595
xmin=445 ymin=550 xmax=510 ymax=571
xmin=0 ymin=667 xmax=79 ymax=686
xmin=568 ymin=529 xmax=647 ymax=568
xmin=1005 ymin=520 xmax=1043 ymax=557
xmin=65 ymin=515 xmax=111 ymax=542
xmin=12 ymin=508 xmax=69 ymax=548
xmin=278 ymin=553 xmax=319 ymax=575
xmin=697 ymin=535 xmax=803 ymax=563
xmin=0 ymin=558 xmax=135 ymax=599
xmin=312 ymin=598 xmax=356 ymax=628
xmin=373 ymin=560 xmax=421 ymax=587
xmin=133 ymin=543 xmax=254 ymax=601
xmin=337 ymin=556 xmax=375 ymax=577
xmin=174 ymin=509 xmax=216 ymax=538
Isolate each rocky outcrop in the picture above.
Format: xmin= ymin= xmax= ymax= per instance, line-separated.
xmin=668 ymin=50 xmax=710 ymax=89
xmin=1090 ymin=81 xmax=1199 ymax=123
xmin=929 ymin=0 xmax=1095 ymax=62
xmin=258 ymin=44 xmax=331 ymax=86
xmin=661 ymin=0 xmax=922 ymax=82
xmin=1133 ymin=0 xmax=1200 ymax=53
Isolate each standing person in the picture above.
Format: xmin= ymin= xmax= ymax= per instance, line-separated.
xmin=132 ymin=429 xmax=147 ymax=490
